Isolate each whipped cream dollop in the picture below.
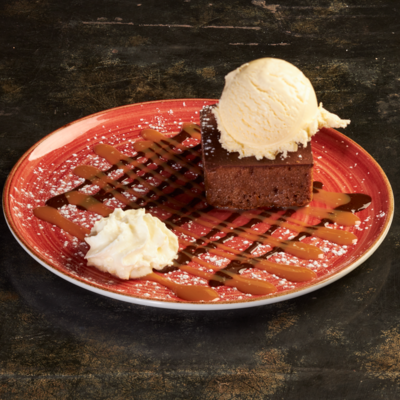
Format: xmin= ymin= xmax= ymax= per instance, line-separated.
xmin=213 ymin=58 xmax=350 ymax=160
xmin=85 ymin=208 xmax=179 ymax=280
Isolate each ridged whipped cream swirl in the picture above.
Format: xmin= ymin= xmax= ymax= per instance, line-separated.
xmin=85 ymin=208 xmax=178 ymax=279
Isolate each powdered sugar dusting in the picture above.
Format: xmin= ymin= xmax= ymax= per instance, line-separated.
xmin=5 ymin=101 xmax=392 ymax=306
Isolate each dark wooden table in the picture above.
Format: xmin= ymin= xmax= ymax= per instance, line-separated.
xmin=1 ymin=1 xmax=399 ymax=398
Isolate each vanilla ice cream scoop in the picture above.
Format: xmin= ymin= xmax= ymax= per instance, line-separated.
xmin=213 ymin=58 xmax=350 ymax=160
xmin=85 ymin=208 xmax=178 ymax=280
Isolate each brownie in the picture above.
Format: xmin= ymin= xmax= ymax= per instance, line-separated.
xmin=200 ymin=105 xmax=314 ymax=209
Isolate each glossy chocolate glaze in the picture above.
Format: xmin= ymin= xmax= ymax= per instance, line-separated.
xmin=200 ymin=105 xmax=314 ymax=168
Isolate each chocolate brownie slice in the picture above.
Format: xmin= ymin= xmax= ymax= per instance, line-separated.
xmin=200 ymin=105 xmax=313 ymax=209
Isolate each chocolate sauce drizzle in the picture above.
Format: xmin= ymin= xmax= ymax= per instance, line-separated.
xmin=34 ymin=124 xmax=372 ymax=301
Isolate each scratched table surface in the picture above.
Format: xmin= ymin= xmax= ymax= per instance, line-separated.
xmin=1 ymin=0 xmax=399 ymax=399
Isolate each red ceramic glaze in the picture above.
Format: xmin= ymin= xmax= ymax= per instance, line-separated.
xmin=3 ymin=99 xmax=394 ymax=310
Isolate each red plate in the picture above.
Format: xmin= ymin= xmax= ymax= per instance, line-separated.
xmin=3 ymin=99 xmax=394 ymax=310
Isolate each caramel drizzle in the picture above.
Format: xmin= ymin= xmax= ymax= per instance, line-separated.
xmin=34 ymin=124 xmax=372 ymax=302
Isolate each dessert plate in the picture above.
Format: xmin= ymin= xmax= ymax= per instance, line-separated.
xmin=3 ymin=99 xmax=394 ymax=310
